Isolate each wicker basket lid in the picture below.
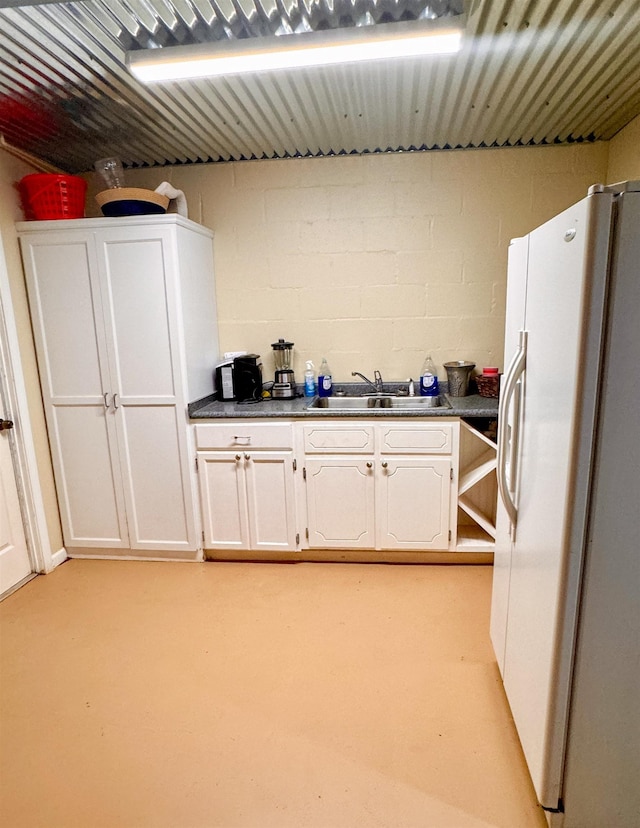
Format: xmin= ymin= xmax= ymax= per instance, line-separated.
xmin=95 ymin=187 xmax=170 ymax=215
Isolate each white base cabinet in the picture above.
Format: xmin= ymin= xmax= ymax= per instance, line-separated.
xmin=377 ymin=457 xmax=452 ymax=550
xmin=301 ymin=420 xmax=459 ymax=553
xmin=195 ymin=423 xmax=298 ymax=553
xmin=192 ymin=417 xmax=497 ymax=560
xmin=305 ymin=456 xmax=376 ymax=548
xmin=19 ymin=215 xmax=219 ymax=556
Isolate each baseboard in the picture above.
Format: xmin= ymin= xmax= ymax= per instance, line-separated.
xmin=204 ymin=549 xmax=494 ymax=564
xmin=68 ymin=547 xmax=201 ymax=562
xmin=50 ymin=547 xmax=68 ymax=569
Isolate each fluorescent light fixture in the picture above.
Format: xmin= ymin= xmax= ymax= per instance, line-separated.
xmin=127 ymin=18 xmax=463 ymax=82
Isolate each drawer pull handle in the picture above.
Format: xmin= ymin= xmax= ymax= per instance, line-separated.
xmin=234 ymin=435 xmax=251 ymax=444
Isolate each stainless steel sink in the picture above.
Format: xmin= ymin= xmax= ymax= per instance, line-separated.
xmin=389 ymin=396 xmax=450 ymax=409
xmin=307 ymin=395 xmax=450 ymax=410
xmin=307 ymin=396 xmax=380 ymax=410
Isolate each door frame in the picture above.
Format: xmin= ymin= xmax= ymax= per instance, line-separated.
xmin=0 ymin=235 xmax=55 ymax=574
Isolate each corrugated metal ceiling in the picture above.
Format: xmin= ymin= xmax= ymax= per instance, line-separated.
xmin=1 ymin=0 xmax=639 ymax=172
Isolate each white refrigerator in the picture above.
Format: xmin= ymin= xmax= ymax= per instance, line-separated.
xmin=490 ymin=181 xmax=640 ymax=827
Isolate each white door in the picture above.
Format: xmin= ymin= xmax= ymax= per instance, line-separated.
xmin=0 ymin=234 xmax=53 ymax=590
xmin=490 ymin=234 xmax=529 ymax=674
xmin=245 ymin=452 xmax=297 ymax=551
xmin=0 ymin=416 xmax=32 ymax=595
xmin=377 ymin=457 xmax=451 ymax=550
xmin=98 ymin=229 xmax=197 ymax=551
xmin=305 ymin=456 xmax=375 ymax=548
xmin=0 ymin=245 xmax=33 ymax=593
xmin=199 ymin=452 xmax=249 ymax=550
xmin=20 ymin=232 xmax=129 ymax=548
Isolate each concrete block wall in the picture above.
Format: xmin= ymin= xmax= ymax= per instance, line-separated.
xmin=91 ymin=143 xmax=609 ymax=385
xmin=607 ymin=114 xmax=640 ymax=183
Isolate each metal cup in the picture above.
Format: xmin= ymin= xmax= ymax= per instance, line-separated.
xmin=444 ymin=361 xmax=476 ymax=396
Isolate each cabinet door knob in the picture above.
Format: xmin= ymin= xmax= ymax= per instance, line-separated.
xmin=235 ymin=454 xmax=242 ymax=461
xmin=244 ymin=453 xmax=251 ymax=460
xmin=366 ymin=461 xmax=373 ymax=469
xmin=381 ymin=461 xmax=388 ymax=468
xmin=0 ymin=418 xmax=14 ymax=431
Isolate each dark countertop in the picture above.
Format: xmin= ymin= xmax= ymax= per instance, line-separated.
xmin=189 ymin=383 xmax=499 ymax=420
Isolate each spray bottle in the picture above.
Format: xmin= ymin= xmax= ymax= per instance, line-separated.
xmin=304 ymin=361 xmax=316 ymax=397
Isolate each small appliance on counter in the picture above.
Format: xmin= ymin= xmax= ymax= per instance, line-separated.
xmin=214 ymin=359 xmax=235 ymax=401
xmin=271 ymin=339 xmax=296 ymax=399
xmin=233 ymin=354 xmax=263 ymax=402
xmin=213 ymin=354 xmax=262 ymax=402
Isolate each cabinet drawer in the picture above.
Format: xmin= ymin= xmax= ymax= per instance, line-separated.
xmin=195 ymin=422 xmax=293 ymax=450
xmin=379 ymin=423 xmax=455 ymax=454
xmin=303 ymin=424 xmax=375 ymax=453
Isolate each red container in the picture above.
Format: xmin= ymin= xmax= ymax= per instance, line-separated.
xmin=19 ymin=173 xmax=87 ymax=220
xmin=476 ymin=373 xmax=501 ymax=398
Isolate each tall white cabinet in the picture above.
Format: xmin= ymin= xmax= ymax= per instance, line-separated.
xmin=18 ymin=215 xmax=219 ymax=557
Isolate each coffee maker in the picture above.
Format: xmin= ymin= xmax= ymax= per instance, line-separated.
xmin=233 ymin=354 xmax=263 ymax=402
xmin=271 ymin=339 xmax=296 ymax=399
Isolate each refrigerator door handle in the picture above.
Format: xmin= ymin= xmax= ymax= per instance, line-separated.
xmin=497 ymin=330 xmax=527 ymax=532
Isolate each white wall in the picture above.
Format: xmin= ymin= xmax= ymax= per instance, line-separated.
xmin=91 ymin=143 xmax=609 ymax=385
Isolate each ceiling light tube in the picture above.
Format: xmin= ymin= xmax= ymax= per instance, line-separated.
xmin=127 ymin=18 xmax=463 ymax=82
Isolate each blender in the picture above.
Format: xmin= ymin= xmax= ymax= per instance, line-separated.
xmin=271 ymin=339 xmax=296 ymax=399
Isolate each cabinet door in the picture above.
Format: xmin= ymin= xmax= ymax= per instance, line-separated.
xmin=199 ymin=452 xmax=249 ymax=550
xmin=245 ymin=452 xmax=297 ymax=551
xmin=305 ymin=457 xmax=375 ymax=548
xmin=377 ymin=457 xmax=452 ymax=550
xmin=20 ymin=232 xmax=129 ymax=548
xmin=97 ymin=228 xmax=198 ymax=551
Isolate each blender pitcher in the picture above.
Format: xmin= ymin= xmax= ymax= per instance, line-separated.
xmin=271 ymin=339 xmax=296 ymax=399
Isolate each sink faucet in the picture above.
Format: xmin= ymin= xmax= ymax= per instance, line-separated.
xmin=352 ymin=370 xmax=384 ymax=394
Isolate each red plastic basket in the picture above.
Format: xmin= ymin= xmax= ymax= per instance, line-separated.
xmin=19 ymin=173 xmax=87 ymax=220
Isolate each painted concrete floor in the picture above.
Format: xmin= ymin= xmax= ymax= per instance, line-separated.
xmin=0 ymin=559 xmax=547 ymax=828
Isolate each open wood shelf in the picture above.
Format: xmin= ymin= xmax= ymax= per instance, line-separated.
xmin=457 ymin=420 xmax=498 ymax=550
xmin=455 ymin=524 xmax=495 ymax=553
xmin=458 ymin=448 xmax=497 ymax=495
xmin=458 ymin=495 xmax=497 ymax=539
